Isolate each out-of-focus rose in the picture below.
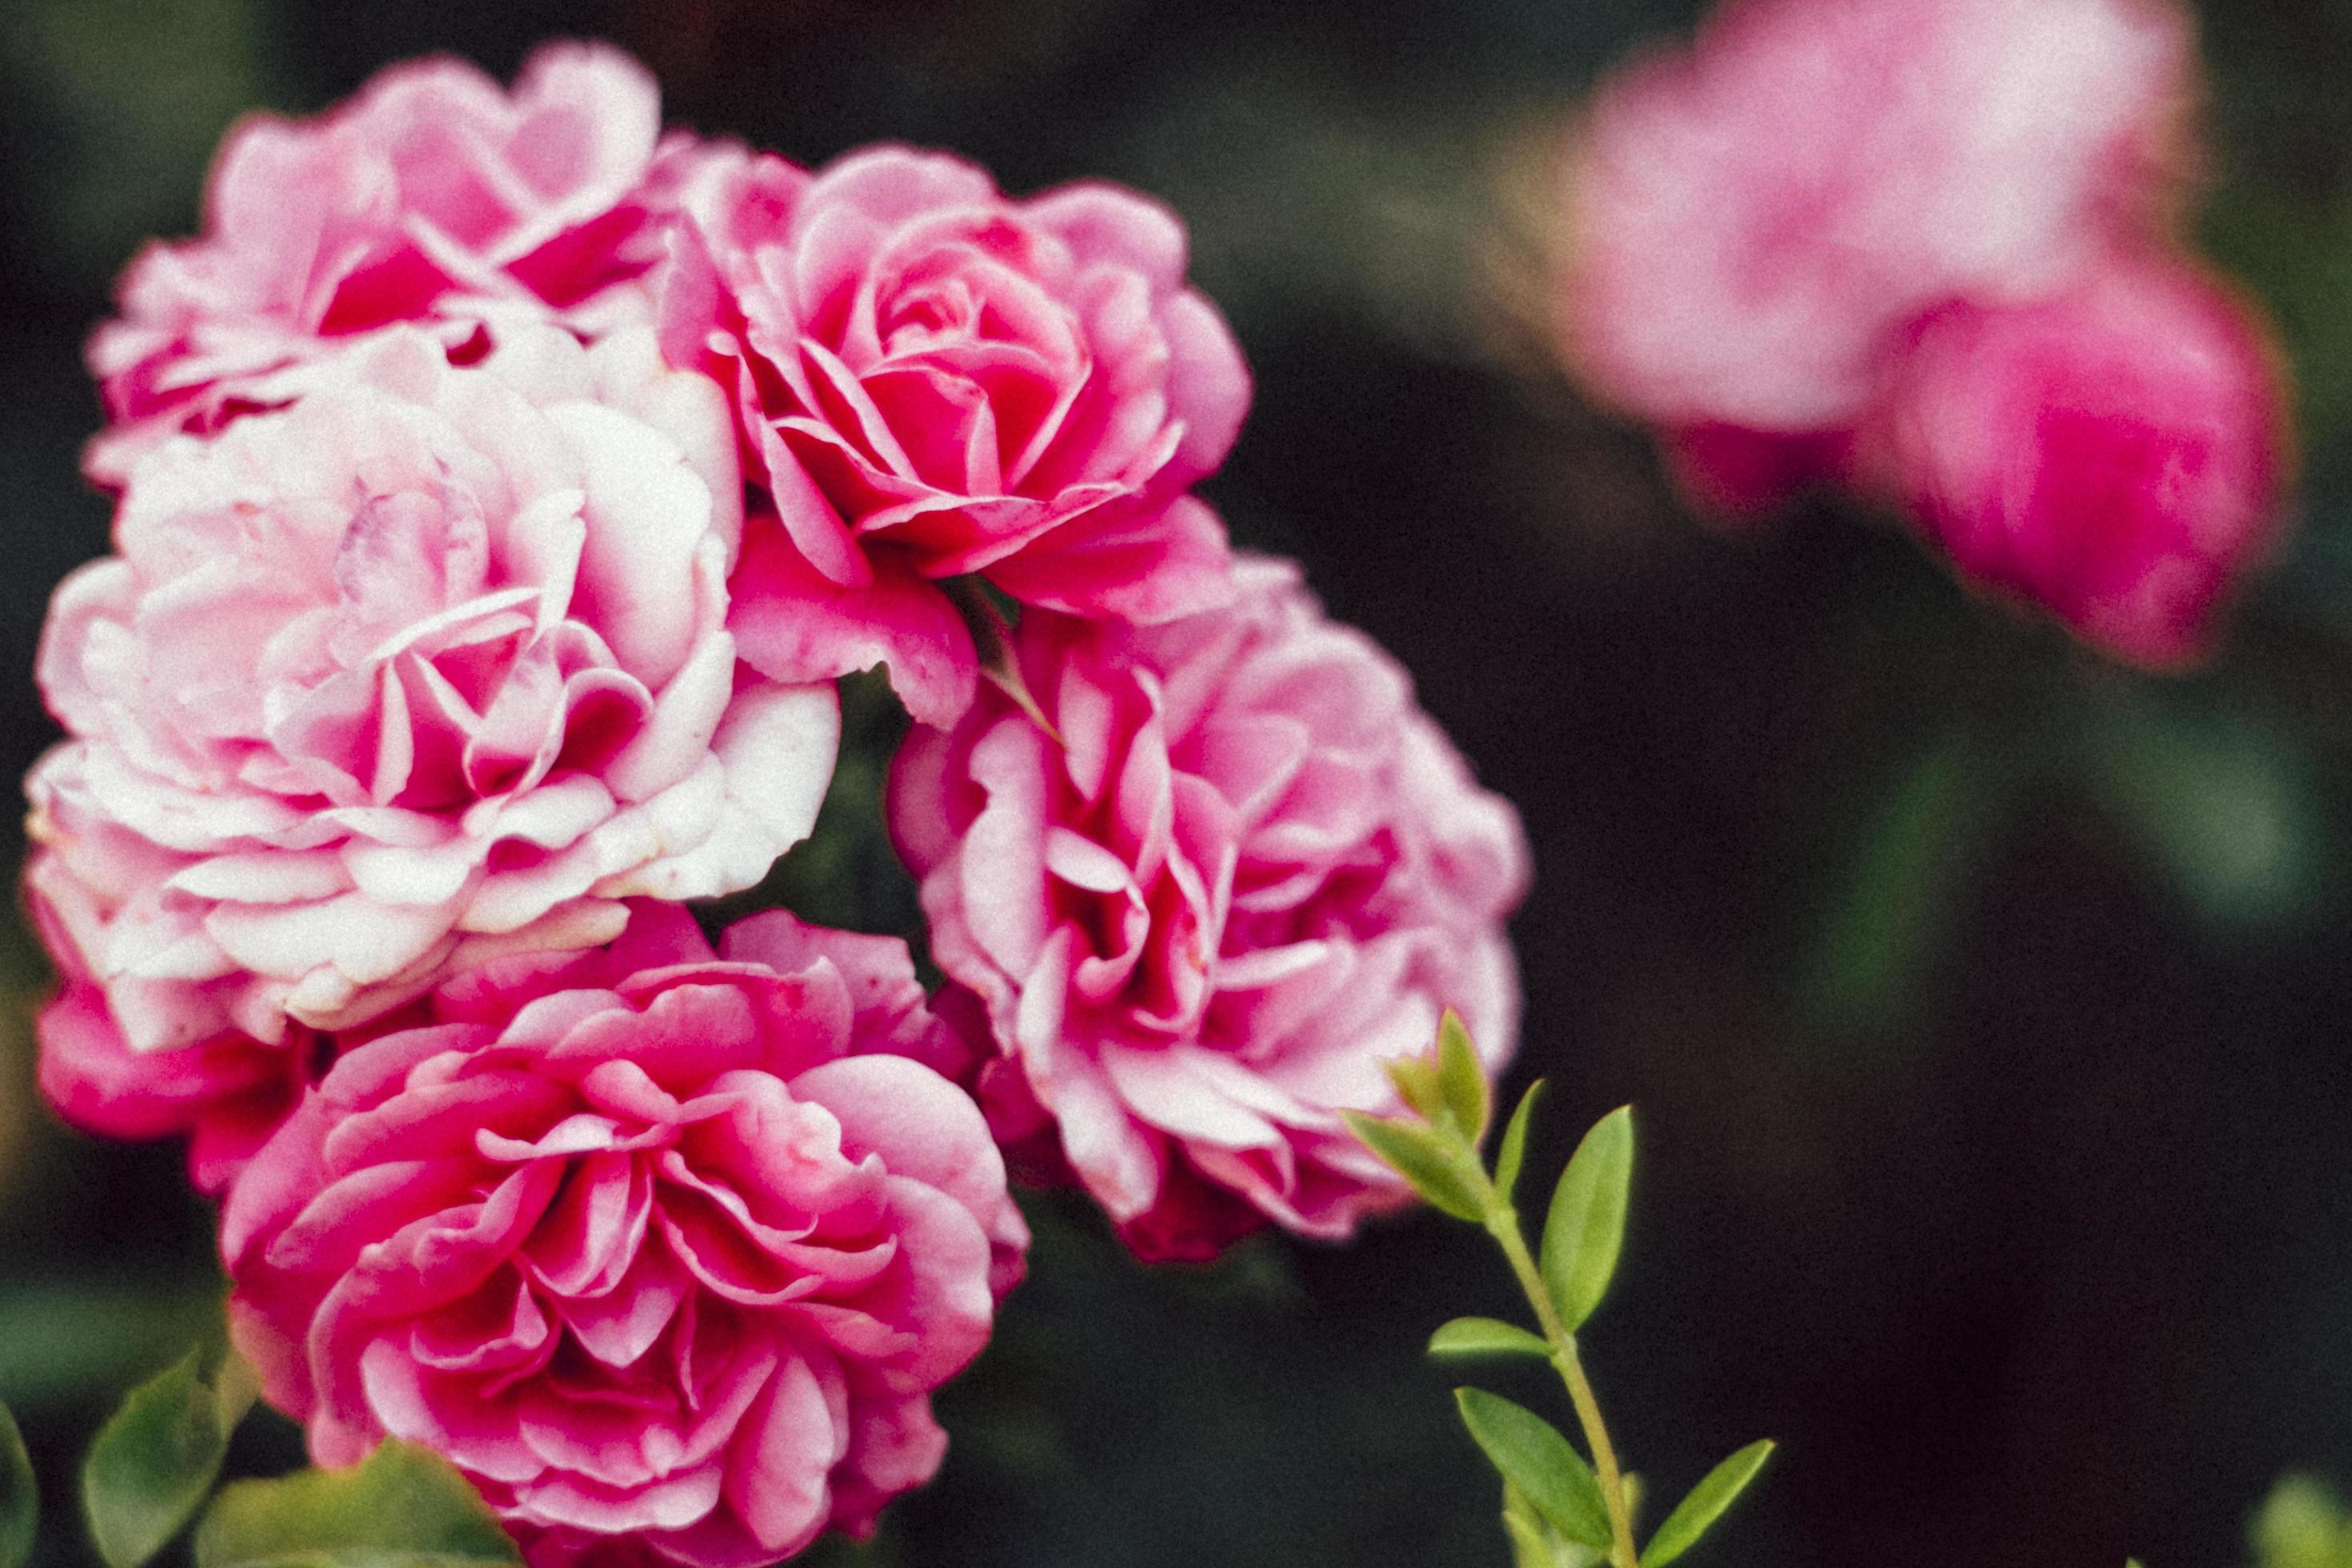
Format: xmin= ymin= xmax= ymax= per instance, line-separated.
xmin=889 ymin=554 xmax=1529 ymax=1259
xmin=86 ymin=42 xmax=712 ymax=485
xmin=662 ymin=146 xmax=1252 ymax=725
xmin=30 ymin=323 xmax=838 ymax=1053
xmin=223 ymin=902 xmax=1022 ymax=1568
xmin=1859 ymin=257 xmax=2287 ymax=667
xmin=1558 ymin=0 xmax=2192 ymax=498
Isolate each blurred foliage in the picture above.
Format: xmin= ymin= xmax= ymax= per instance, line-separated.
xmin=2 ymin=1 xmax=2352 ymax=1566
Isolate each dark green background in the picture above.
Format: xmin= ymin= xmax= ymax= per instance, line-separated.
xmin=6 ymin=1 xmax=2352 ymax=1563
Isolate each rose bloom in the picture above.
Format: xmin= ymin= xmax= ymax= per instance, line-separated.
xmin=1557 ymin=0 xmax=2192 ymax=511
xmin=890 ymin=554 xmax=1530 ymax=1259
xmin=29 ymin=322 xmax=838 ymax=1054
xmin=1860 ymin=256 xmax=2287 ymax=667
xmin=662 ymin=145 xmax=1252 ymax=726
xmin=86 ymin=41 xmax=711 ymax=484
xmin=223 ymin=902 xmax=1023 ymax=1568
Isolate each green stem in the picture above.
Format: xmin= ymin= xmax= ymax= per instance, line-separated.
xmin=1485 ymin=1202 xmax=1642 ymax=1568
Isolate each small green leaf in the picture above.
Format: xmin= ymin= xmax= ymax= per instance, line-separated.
xmin=1494 ymin=1081 xmax=1545 ymax=1207
xmin=1435 ymin=1010 xmax=1490 ymax=1143
xmin=194 ymin=1439 xmax=521 ymax=1568
xmin=1383 ymin=1054 xmax=1445 ymax=1122
xmin=2251 ymin=1474 xmax=2352 ymax=1568
xmin=1429 ymin=1318 xmax=1554 ymax=1360
xmin=1454 ymin=1388 xmax=1611 ymax=1550
xmin=0 ymin=1398 xmax=34 ymax=1568
xmin=1642 ymin=1439 xmax=1774 ymax=1567
xmin=1503 ymin=1480 xmax=1605 ymax=1568
xmin=1342 ymin=1111 xmax=1485 ymax=1221
xmin=1540 ymin=1106 xmax=1634 ymax=1330
xmin=84 ymin=1350 xmax=245 ymax=1568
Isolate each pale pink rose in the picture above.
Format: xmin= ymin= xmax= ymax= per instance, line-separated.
xmin=30 ymin=322 xmax=838 ymax=1053
xmin=222 ymin=902 xmax=1022 ymax=1568
xmin=86 ymin=41 xmax=716 ymax=485
xmin=660 ymin=146 xmax=1252 ymax=725
xmin=888 ymin=554 xmax=1530 ymax=1259
xmin=1859 ymin=256 xmax=2287 ymax=667
xmin=1559 ymin=0 xmax=2193 ymax=494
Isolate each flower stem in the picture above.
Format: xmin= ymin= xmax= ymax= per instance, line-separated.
xmin=1484 ymin=1201 xmax=1642 ymax=1568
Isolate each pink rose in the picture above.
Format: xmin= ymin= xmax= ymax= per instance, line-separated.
xmin=889 ymin=554 xmax=1530 ymax=1259
xmin=37 ymin=979 xmax=309 ymax=1196
xmin=1859 ymin=256 xmax=2288 ymax=667
xmin=223 ymin=902 xmax=1023 ymax=1568
xmin=662 ymin=146 xmax=1253 ymax=725
xmin=30 ymin=322 xmax=838 ymax=1052
xmin=86 ymin=41 xmax=710 ymax=485
xmin=1558 ymin=0 xmax=2191 ymax=500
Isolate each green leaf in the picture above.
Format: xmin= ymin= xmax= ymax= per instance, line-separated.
xmin=0 ymin=1397 xmax=34 ymax=1568
xmin=84 ymin=1350 xmax=246 ymax=1568
xmin=1540 ymin=1106 xmax=1634 ymax=1330
xmin=194 ymin=1439 xmax=521 ymax=1568
xmin=1494 ymin=1081 xmax=1543 ymax=1208
xmin=1454 ymin=1388 xmax=1611 ymax=1550
xmin=1383 ymin=1054 xmax=1445 ymax=1122
xmin=1435 ymin=1010 xmax=1490 ymax=1143
xmin=1429 ymin=1318 xmax=1554 ymax=1360
xmin=2251 ymin=1474 xmax=2352 ymax=1568
xmin=1642 ymin=1439 xmax=1774 ymax=1567
xmin=1503 ymin=1480 xmax=1604 ymax=1568
xmin=1342 ymin=1111 xmax=1485 ymax=1222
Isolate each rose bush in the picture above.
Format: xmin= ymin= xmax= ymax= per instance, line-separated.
xmin=662 ymin=145 xmax=1253 ymax=725
xmin=86 ymin=41 xmax=707 ymax=484
xmin=30 ymin=322 xmax=838 ymax=1051
xmin=222 ymin=902 xmax=1022 ymax=1567
xmin=890 ymin=554 xmax=1529 ymax=1258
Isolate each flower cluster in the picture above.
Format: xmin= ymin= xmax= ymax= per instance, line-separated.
xmin=1557 ymin=0 xmax=2288 ymax=666
xmin=30 ymin=40 xmax=1528 ymax=1567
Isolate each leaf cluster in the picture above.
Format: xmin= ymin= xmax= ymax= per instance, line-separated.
xmin=0 ymin=1348 xmax=520 ymax=1568
xmin=1347 ymin=1011 xmax=1772 ymax=1568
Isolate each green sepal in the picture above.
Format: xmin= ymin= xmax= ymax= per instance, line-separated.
xmin=0 ymin=1396 xmax=34 ymax=1568
xmin=1454 ymin=1388 xmax=1611 ymax=1550
xmin=1428 ymin=1318 xmax=1554 ymax=1361
xmin=1342 ymin=1111 xmax=1485 ymax=1222
xmin=194 ymin=1439 xmax=521 ymax=1568
xmin=1642 ymin=1439 xmax=1774 ymax=1567
xmin=84 ymin=1350 xmax=250 ymax=1568
xmin=1540 ymin=1106 xmax=1633 ymax=1330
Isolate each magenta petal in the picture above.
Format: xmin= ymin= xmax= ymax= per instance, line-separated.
xmin=726 ymin=514 xmax=978 ymax=727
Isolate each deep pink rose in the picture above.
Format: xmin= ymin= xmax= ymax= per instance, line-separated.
xmin=30 ymin=323 xmax=838 ymax=1052
xmin=1860 ymin=256 xmax=2288 ymax=667
xmin=889 ymin=554 xmax=1530 ymax=1258
xmin=223 ymin=902 xmax=1023 ymax=1568
xmin=1558 ymin=0 xmax=2191 ymax=499
xmin=37 ymin=979 xmax=310 ymax=1195
xmin=86 ymin=41 xmax=712 ymax=485
xmin=661 ymin=145 xmax=1253 ymax=725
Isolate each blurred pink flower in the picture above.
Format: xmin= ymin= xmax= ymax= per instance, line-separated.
xmin=86 ymin=41 xmax=714 ymax=485
xmin=1859 ymin=257 xmax=2288 ymax=666
xmin=1558 ymin=0 xmax=2193 ymax=511
xmin=223 ymin=902 xmax=1021 ymax=1568
xmin=662 ymin=145 xmax=1252 ymax=726
xmin=889 ymin=554 xmax=1529 ymax=1259
xmin=30 ymin=323 xmax=838 ymax=1053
